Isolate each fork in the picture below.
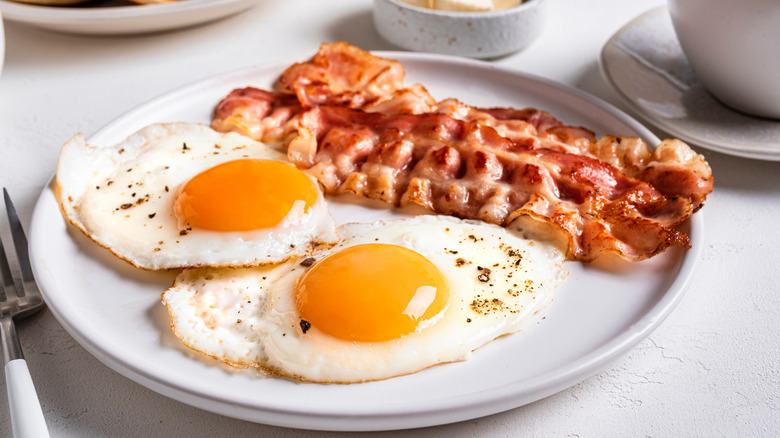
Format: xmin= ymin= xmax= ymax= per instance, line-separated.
xmin=1 ymin=188 xmax=49 ymax=437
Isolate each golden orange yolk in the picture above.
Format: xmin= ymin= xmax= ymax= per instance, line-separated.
xmin=174 ymin=159 xmax=318 ymax=232
xmin=294 ymin=244 xmax=450 ymax=342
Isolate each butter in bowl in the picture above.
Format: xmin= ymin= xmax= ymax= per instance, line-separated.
xmin=398 ymin=0 xmax=524 ymax=12
xmin=373 ymin=0 xmax=547 ymax=58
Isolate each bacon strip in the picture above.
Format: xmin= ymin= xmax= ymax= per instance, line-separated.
xmin=210 ymin=41 xmax=713 ymax=261
xmin=280 ymin=41 xmax=406 ymax=109
xmin=212 ymin=87 xmax=301 ymax=144
xmin=286 ymin=106 xmax=707 ymax=261
xmin=436 ymin=98 xmax=597 ymax=155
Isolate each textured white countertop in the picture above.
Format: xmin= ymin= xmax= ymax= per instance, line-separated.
xmin=1 ymin=0 xmax=779 ymax=436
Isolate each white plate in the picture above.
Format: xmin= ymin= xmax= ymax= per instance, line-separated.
xmin=600 ymin=6 xmax=780 ymax=161
xmin=29 ymin=52 xmax=702 ymax=431
xmin=0 ymin=0 xmax=260 ymax=35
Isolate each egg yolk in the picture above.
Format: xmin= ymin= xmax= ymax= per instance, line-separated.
xmin=294 ymin=244 xmax=450 ymax=342
xmin=174 ymin=159 xmax=318 ymax=232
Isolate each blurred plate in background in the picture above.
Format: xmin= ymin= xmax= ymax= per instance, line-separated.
xmin=0 ymin=0 xmax=260 ymax=35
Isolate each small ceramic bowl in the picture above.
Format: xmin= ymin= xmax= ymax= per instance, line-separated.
xmin=373 ymin=0 xmax=547 ymax=59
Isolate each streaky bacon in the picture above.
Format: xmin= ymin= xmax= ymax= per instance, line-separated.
xmin=210 ymin=41 xmax=713 ymax=261
xmin=436 ymin=98 xmax=597 ymax=155
xmin=287 ymin=106 xmax=709 ymax=261
xmin=362 ymin=83 xmax=437 ymax=115
xmin=212 ymin=87 xmax=301 ymax=144
xmin=279 ymin=41 xmax=406 ymax=109
xmin=590 ymin=136 xmax=712 ymax=210
xmin=213 ymin=41 xmax=436 ymax=143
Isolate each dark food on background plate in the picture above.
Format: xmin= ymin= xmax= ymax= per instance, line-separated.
xmin=7 ymin=0 xmax=177 ymax=6
xmin=212 ymin=41 xmax=713 ymax=262
xmin=6 ymin=0 xmax=90 ymax=4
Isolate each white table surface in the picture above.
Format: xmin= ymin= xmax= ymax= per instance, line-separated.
xmin=1 ymin=0 xmax=779 ymax=436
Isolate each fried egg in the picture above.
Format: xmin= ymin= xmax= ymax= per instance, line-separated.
xmin=55 ymin=123 xmax=338 ymax=270
xmin=162 ymin=216 xmax=567 ymax=383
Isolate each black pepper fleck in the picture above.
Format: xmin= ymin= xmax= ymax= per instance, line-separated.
xmin=477 ymin=267 xmax=491 ymax=282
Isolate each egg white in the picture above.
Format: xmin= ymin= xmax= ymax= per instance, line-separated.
xmin=55 ymin=122 xmax=338 ymax=270
xmin=162 ymin=215 xmax=567 ymax=383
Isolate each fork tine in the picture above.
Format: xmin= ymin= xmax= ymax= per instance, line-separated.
xmin=0 ymin=231 xmax=12 ymax=302
xmin=3 ymin=188 xmax=36 ymax=297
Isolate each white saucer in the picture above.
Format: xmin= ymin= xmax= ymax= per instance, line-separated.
xmin=600 ymin=6 xmax=780 ymax=161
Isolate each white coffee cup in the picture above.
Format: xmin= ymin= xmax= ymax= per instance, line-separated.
xmin=668 ymin=0 xmax=780 ymax=119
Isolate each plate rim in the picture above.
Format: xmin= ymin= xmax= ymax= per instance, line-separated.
xmin=29 ymin=51 xmax=703 ymax=430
